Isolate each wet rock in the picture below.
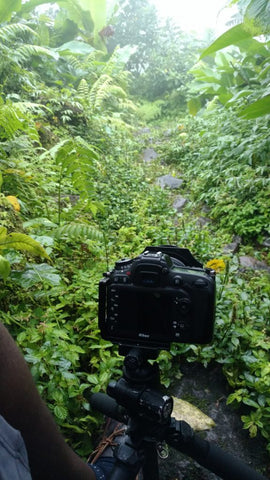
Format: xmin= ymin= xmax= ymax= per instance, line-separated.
xmin=156 ymin=175 xmax=183 ymax=189
xmin=239 ymin=256 xmax=270 ymax=272
xmin=202 ymin=204 xmax=211 ymax=214
xmin=223 ymin=235 xmax=242 ymax=254
xmin=136 ymin=127 xmax=151 ymax=135
xmin=261 ymin=237 xmax=270 ymax=248
xmin=142 ymin=148 xmax=158 ymax=163
xmin=164 ymin=129 xmax=173 ymax=137
xmin=173 ymin=196 xmax=188 ymax=211
xmin=197 ymin=216 xmax=212 ymax=227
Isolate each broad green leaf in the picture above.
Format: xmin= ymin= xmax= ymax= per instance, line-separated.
xmin=244 ymin=0 xmax=270 ymax=35
xmin=0 ymin=0 xmax=21 ymax=22
xmin=57 ymin=0 xmax=94 ymax=34
xmin=79 ymin=0 xmax=107 ymax=51
xmin=56 ymin=40 xmax=95 ymax=55
xmin=23 ymin=218 xmax=58 ymax=229
xmin=0 ymin=255 xmax=11 ymax=281
xmin=227 ymin=89 xmax=254 ymax=106
xmin=11 ymin=264 xmax=62 ymax=288
xmin=114 ymin=45 xmax=138 ymax=65
xmin=236 ymin=37 xmax=269 ymax=57
xmin=239 ymin=94 xmax=270 ymax=118
xmin=215 ymin=51 xmax=233 ymax=68
xmin=200 ymin=24 xmax=252 ymax=59
xmin=0 ymin=233 xmax=50 ymax=259
xmin=219 ymin=92 xmax=233 ymax=105
xmin=188 ymin=97 xmax=202 ymax=116
xmin=0 ymin=227 xmax=7 ymax=239
xmin=54 ymin=405 xmax=68 ymax=421
xmin=79 ymin=0 xmax=106 ymax=33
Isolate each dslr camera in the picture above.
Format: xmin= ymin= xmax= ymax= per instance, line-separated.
xmin=99 ymin=245 xmax=215 ymax=350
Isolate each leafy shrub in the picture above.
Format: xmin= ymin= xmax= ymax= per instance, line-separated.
xmin=158 ymin=109 xmax=270 ymax=240
xmin=137 ymin=100 xmax=164 ymax=122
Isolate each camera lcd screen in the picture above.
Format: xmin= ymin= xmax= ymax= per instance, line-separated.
xmin=116 ymin=289 xmax=173 ymax=338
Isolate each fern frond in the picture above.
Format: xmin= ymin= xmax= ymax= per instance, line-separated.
xmin=77 ymin=79 xmax=89 ymax=98
xmin=0 ymin=23 xmax=37 ymax=43
xmin=0 ymin=102 xmax=40 ymax=142
xmin=123 ymin=99 xmax=138 ymax=112
xmin=0 ymin=105 xmax=23 ymax=139
xmin=47 ymin=137 xmax=99 ymax=198
xmin=109 ymin=116 xmax=134 ymax=131
xmin=53 ymin=223 xmax=103 ymax=242
xmin=64 ymin=54 xmax=83 ymax=72
xmin=107 ymin=85 xmax=127 ymax=100
xmin=13 ymin=101 xmax=50 ymax=114
xmin=115 ymin=70 xmax=131 ymax=90
xmin=102 ymin=48 xmax=120 ymax=76
xmin=15 ymin=45 xmax=58 ymax=64
xmin=89 ymin=74 xmax=113 ymax=110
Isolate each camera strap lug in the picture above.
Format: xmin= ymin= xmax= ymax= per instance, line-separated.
xmin=156 ymin=441 xmax=169 ymax=459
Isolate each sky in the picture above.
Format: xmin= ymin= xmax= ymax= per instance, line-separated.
xmin=149 ymin=0 xmax=236 ymax=37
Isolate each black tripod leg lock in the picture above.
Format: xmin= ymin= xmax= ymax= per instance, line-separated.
xmin=108 ymin=436 xmax=144 ymax=480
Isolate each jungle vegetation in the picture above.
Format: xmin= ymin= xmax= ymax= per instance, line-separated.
xmin=0 ymin=0 xmax=269 ymax=469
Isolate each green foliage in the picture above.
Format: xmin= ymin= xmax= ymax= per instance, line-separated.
xmin=109 ymin=0 xmax=160 ymax=75
xmin=53 ymin=223 xmax=103 ymax=243
xmin=0 ymin=228 xmax=49 ymax=258
xmin=110 ymin=0 xmax=203 ymax=108
xmin=241 ymin=0 xmax=270 ymax=35
xmin=0 ymin=226 xmax=50 ymax=281
xmin=159 ymin=111 xmax=269 ymax=240
xmin=200 ymin=24 xmax=253 ymax=58
xmin=0 ymin=99 xmax=40 ymax=142
xmin=0 ymin=0 xmax=21 ymax=22
xmin=239 ymin=94 xmax=270 ymax=118
xmin=43 ymin=136 xmax=101 ymax=222
xmin=0 ymin=255 xmax=10 ymax=280
xmin=189 ymin=1 xmax=270 ymax=118
xmin=137 ymin=100 xmax=164 ymax=122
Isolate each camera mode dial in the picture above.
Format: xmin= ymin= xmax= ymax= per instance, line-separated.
xmin=115 ymin=258 xmax=132 ymax=270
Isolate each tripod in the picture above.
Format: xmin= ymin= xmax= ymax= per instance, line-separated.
xmin=89 ymin=347 xmax=268 ymax=480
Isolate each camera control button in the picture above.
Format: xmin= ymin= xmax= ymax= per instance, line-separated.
xmin=177 ymin=298 xmax=191 ymax=314
xmin=194 ymin=278 xmax=208 ymax=288
xmin=173 ymin=276 xmax=183 ymax=286
xmin=115 ymin=258 xmax=131 ymax=270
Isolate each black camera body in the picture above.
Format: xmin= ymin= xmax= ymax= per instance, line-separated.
xmin=99 ymin=246 xmax=216 ymax=350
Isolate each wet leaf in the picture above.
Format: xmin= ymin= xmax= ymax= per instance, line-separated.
xmin=172 ymin=397 xmax=216 ymax=431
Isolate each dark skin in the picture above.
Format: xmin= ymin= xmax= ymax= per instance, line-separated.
xmin=0 ymin=322 xmax=95 ymax=480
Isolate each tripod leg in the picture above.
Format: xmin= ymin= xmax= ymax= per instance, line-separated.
xmin=142 ymin=442 xmax=159 ymax=480
xmin=108 ymin=436 xmax=143 ymax=480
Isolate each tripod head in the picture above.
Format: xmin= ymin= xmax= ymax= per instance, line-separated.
xmin=107 ymin=347 xmax=173 ymax=425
